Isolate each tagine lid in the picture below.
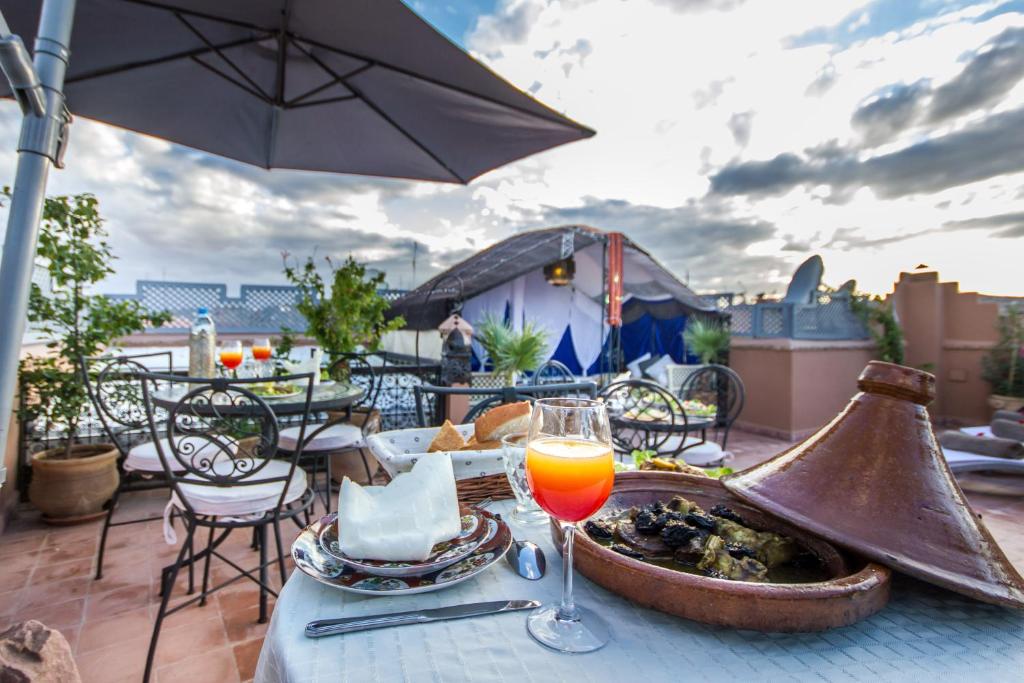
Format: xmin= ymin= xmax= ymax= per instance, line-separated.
xmin=722 ymin=361 xmax=1024 ymax=608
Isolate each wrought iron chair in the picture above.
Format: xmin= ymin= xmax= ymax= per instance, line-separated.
xmin=677 ymin=364 xmax=745 ymax=450
xmin=529 ymin=359 xmax=576 ymax=385
xmin=276 ymin=353 xmax=383 ymax=513
xmin=598 ymin=379 xmax=690 ymax=457
xmin=81 ymin=351 xmax=196 ymax=584
xmin=139 ymin=372 xmax=317 ymax=683
xmin=413 ymin=381 xmax=598 ymax=427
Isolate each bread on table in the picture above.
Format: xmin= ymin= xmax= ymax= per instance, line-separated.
xmin=427 ymin=420 xmax=466 ymax=452
xmin=473 ymin=401 xmax=531 ymax=443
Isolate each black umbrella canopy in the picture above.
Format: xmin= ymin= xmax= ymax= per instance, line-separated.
xmin=3 ymin=0 xmax=595 ymax=183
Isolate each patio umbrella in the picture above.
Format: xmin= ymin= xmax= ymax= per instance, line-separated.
xmin=0 ymin=0 xmax=594 ymax=466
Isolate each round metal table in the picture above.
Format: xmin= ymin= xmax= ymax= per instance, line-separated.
xmin=151 ymin=381 xmax=365 ymax=417
xmin=610 ymin=412 xmax=716 ymax=457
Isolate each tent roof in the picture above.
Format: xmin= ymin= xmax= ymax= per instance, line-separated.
xmin=389 ymin=225 xmax=717 ymax=329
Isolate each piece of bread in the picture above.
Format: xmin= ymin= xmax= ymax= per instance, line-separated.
xmin=427 ymin=420 xmax=466 ymax=452
xmin=474 ymin=401 xmax=532 ymax=443
xmin=459 ymin=438 xmax=502 ymax=451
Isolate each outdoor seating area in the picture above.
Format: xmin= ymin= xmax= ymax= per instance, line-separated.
xmin=2 ymin=1 xmax=1024 ymax=682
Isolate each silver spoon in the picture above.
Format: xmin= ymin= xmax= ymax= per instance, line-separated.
xmin=473 ymin=498 xmax=547 ymax=580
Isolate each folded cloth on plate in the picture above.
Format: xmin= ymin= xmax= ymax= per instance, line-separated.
xmin=992 ymin=410 xmax=1024 ymax=424
xmin=991 ymin=418 xmax=1024 ymax=442
xmin=938 ymin=430 xmax=1024 ymax=460
xmin=337 ymin=453 xmax=461 ymax=562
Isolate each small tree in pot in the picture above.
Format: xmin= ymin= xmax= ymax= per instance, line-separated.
xmin=282 ymin=254 xmax=405 ymax=378
xmin=982 ymin=304 xmax=1024 ymax=413
xmin=15 ymin=191 xmax=170 ymax=523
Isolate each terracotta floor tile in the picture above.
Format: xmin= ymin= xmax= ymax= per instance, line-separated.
xmin=77 ymin=604 xmax=153 ymax=655
xmin=86 ymin=583 xmax=153 ymax=621
xmin=75 ymin=635 xmax=151 ymax=683
xmin=5 ymin=596 xmax=85 ymax=632
xmin=44 ymin=536 xmax=98 ymax=561
xmin=232 ymin=638 xmax=263 ymax=682
xmin=0 ymin=549 xmax=43 ymax=574
xmin=220 ymin=602 xmax=273 ymax=644
xmin=156 ymin=645 xmax=240 ymax=683
xmin=91 ymin=559 xmax=153 ymax=595
xmin=0 ymin=570 xmax=28 ymax=594
xmin=30 ymin=556 xmax=94 ymax=585
xmin=19 ymin=576 xmax=91 ymax=611
xmin=0 ymin=533 xmax=46 ymax=558
xmin=154 ymin=615 xmax=228 ymax=667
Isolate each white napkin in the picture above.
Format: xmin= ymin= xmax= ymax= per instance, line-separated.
xmin=337 ymin=454 xmax=462 ymax=562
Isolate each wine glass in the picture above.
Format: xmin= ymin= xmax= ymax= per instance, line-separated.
xmin=525 ymin=397 xmax=614 ymax=653
xmin=500 ymin=432 xmax=548 ymax=525
xmin=251 ymin=338 xmax=272 ymax=378
xmin=219 ymin=341 xmax=243 ymax=377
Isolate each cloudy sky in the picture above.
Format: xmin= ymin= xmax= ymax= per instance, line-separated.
xmin=2 ymin=0 xmax=1023 ymax=297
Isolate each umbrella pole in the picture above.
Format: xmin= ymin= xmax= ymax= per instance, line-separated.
xmin=0 ymin=0 xmax=76 ymax=472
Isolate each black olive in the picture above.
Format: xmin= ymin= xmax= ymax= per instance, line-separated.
xmin=634 ymin=511 xmax=661 ymax=535
xmin=684 ymin=512 xmax=717 ymax=531
xmin=584 ymin=520 xmax=614 ymax=541
xmin=725 ymin=543 xmax=757 ymax=560
xmin=709 ymin=504 xmax=746 ymax=525
xmin=651 ymin=501 xmax=667 ymax=515
xmin=655 ymin=511 xmax=684 ymax=528
xmin=661 ymin=522 xmax=700 ymax=549
xmin=611 ymin=544 xmax=644 ymax=560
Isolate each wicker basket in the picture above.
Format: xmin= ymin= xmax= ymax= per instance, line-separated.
xmin=456 ymin=473 xmax=514 ymax=504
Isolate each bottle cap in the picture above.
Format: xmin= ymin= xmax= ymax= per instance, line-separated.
xmin=197 ymin=307 xmax=209 ymax=315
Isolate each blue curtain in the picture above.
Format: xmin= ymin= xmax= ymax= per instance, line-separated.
xmin=549 ymin=326 xmax=583 ymax=375
xmin=620 ymin=311 xmax=696 ymax=365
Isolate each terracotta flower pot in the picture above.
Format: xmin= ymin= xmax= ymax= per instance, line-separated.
xmin=29 ymin=444 xmax=120 ymax=525
xmin=988 ymin=394 xmax=1024 ymax=413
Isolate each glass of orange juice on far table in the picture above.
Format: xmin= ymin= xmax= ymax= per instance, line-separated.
xmin=251 ymin=338 xmax=272 ymax=377
xmin=525 ymin=397 xmax=613 ymax=653
xmin=219 ymin=341 xmax=244 ymax=376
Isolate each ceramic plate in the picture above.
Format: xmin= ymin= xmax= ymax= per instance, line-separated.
xmin=292 ymin=510 xmax=511 ymax=596
xmin=318 ymin=505 xmax=487 ymax=577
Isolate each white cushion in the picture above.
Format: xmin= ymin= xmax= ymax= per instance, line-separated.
xmin=125 ymin=437 xmax=216 ymax=472
xmin=643 ymin=355 xmax=674 ymax=387
xmin=278 ymin=423 xmax=363 ymax=451
xmin=626 ymin=353 xmax=651 ymax=379
xmin=174 ymin=459 xmax=308 ymax=517
xmin=657 ymin=435 xmax=725 ymax=466
xmin=960 ymin=425 xmax=994 ymax=439
xmin=943 ymin=448 xmax=1024 ymax=474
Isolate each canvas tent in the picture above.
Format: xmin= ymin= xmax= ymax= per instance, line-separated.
xmin=386 ymin=226 xmax=721 ymax=374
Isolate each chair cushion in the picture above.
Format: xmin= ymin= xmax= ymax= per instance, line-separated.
xmin=960 ymin=425 xmax=994 ymax=439
xmin=125 ymin=437 xmax=212 ymax=472
xmin=679 ymin=436 xmax=725 ymax=466
xmin=174 ymin=459 xmax=308 ymax=517
xmin=626 ymin=353 xmax=651 ymax=379
xmin=278 ymin=423 xmax=363 ymax=452
xmin=643 ymin=355 xmax=674 ymax=387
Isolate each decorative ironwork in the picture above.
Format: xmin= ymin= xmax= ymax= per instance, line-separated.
xmin=598 ymin=379 xmax=688 ymax=456
xmin=531 ymin=359 xmax=575 ymax=385
xmin=678 ymin=365 xmax=745 ymax=450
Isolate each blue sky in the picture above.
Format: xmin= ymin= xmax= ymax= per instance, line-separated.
xmin=1 ymin=0 xmax=1023 ymax=297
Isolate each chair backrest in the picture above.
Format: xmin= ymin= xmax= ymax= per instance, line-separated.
xmin=139 ymin=372 xmax=315 ymax=516
xmin=413 ymin=381 xmax=598 ymax=427
xmin=530 ymin=359 xmax=576 ymax=386
xmin=678 ymin=364 xmax=745 ymax=430
xmin=327 ymin=352 xmax=382 ymax=410
xmin=598 ymin=378 xmax=688 ymax=456
xmin=81 ymin=351 xmax=173 ymax=461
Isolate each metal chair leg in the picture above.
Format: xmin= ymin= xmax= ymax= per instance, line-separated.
xmin=251 ymin=526 xmax=259 ymax=550
xmin=258 ymin=524 xmax=269 ymax=624
xmin=199 ymin=522 xmax=215 ymax=607
xmin=272 ymin=518 xmax=287 ymax=587
xmin=186 ymin=530 xmax=195 ymax=595
xmin=325 ymin=452 xmax=333 ymax=515
xmin=94 ymin=487 xmax=121 ymax=580
xmin=145 ymin=521 xmax=196 ymax=683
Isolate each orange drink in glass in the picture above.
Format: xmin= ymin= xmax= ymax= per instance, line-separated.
xmin=219 ymin=341 xmax=243 ymax=372
xmin=251 ymin=340 xmax=272 ymax=362
xmin=526 ymin=438 xmax=613 ymax=522
xmin=525 ymin=397 xmax=613 ymax=654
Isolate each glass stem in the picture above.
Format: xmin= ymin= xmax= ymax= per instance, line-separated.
xmin=558 ymin=523 xmax=579 ymax=621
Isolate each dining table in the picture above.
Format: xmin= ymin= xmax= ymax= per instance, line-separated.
xmin=255 ymin=499 xmax=1024 ymax=683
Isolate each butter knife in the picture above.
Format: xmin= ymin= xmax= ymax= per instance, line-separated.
xmin=305 ymin=599 xmax=540 ymax=638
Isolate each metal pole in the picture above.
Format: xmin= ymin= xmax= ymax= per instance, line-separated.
xmin=0 ymin=0 xmax=76 ymax=473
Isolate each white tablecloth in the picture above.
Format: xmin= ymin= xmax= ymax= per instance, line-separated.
xmin=256 ymin=501 xmax=1024 ymax=683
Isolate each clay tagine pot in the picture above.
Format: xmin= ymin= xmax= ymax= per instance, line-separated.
xmin=722 ymin=361 xmax=1024 ymax=608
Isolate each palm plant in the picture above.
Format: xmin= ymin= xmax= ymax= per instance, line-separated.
xmin=683 ymin=318 xmax=730 ymax=365
xmin=475 ymin=315 xmax=548 ymax=384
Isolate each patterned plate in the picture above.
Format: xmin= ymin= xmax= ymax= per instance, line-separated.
xmin=293 ymin=510 xmax=512 ymax=596
xmin=318 ymin=505 xmax=487 ymax=577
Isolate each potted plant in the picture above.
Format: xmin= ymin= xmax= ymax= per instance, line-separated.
xmin=683 ymin=318 xmax=730 ymax=365
xmin=16 ymin=192 xmax=170 ymax=524
xmin=982 ymin=304 xmax=1024 ymax=413
xmin=283 ymin=254 xmax=405 ymax=378
xmin=474 ymin=315 xmax=548 ymax=385
xmin=850 ymin=295 xmax=905 ymax=364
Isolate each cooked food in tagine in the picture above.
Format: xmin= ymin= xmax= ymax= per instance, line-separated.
xmin=583 ymin=496 xmax=823 ymax=583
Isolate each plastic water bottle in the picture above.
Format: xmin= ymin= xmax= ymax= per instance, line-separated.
xmin=188 ymin=307 xmax=216 ymax=377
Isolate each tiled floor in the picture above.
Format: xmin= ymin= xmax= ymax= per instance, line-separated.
xmin=1 ymin=429 xmax=1022 ymax=683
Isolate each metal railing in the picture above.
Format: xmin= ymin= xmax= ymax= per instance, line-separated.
xmin=704 ymin=293 xmax=868 ymax=341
